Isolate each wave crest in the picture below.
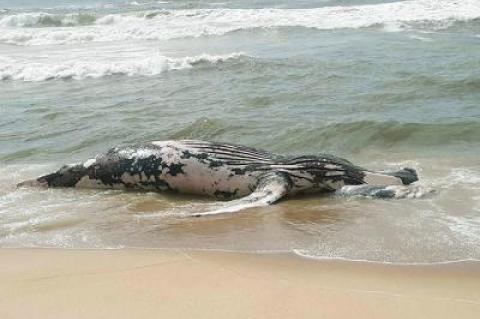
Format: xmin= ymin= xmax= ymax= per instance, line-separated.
xmin=1 ymin=0 xmax=480 ymax=45
xmin=0 ymin=52 xmax=246 ymax=81
xmin=0 ymin=12 xmax=97 ymax=28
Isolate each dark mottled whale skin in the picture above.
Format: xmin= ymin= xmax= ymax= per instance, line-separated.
xmin=18 ymin=140 xmax=420 ymax=215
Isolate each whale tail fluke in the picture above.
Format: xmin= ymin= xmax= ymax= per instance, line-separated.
xmin=387 ymin=167 xmax=418 ymax=185
xmin=362 ymin=167 xmax=418 ymax=186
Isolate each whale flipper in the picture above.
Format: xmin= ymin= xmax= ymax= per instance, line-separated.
xmin=193 ymin=171 xmax=292 ymax=217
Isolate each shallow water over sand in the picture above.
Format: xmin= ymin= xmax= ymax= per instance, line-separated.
xmin=1 ymin=156 xmax=479 ymax=263
xmin=1 ymin=0 xmax=479 ymax=263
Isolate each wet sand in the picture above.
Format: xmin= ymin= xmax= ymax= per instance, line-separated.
xmin=1 ymin=249 xmax=480 ymax=319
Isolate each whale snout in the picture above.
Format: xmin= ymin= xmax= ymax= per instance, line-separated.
xmin=17 ymin=164 xmax=89 ymax=189
xmin=17 ymin=177 xmax=49 ymax=189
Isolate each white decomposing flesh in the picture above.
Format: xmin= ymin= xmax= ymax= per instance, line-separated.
xmin=118 ymin=147 xmax=160 ymax=160
xmin=337 ymin=185 xmax=361 ymax=195
xmin=385 ymin=185 xmax=434 ymax=199
xmin=325 ymin=171 xmax=345 ymax=176
xmin=83 ymin=158 xmax=96 ymax=168
xmin=337 ymin=185 xmax=433 ymax=199
xmin=324 ymin=164 xmax=341 ymax=170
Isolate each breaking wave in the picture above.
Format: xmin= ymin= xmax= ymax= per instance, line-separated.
xmin=0 ymin=52 xmax=246 ymax=81
xmin=0 ymin=12 xmax=98 ymax=28
xmin=1 ymin=0 xmax=479 ymax=45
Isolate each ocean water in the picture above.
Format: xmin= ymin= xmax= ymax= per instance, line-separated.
xmin=1 ymin=0 xmax=480 ymax=263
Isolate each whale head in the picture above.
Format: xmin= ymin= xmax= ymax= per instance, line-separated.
xmin=17 ymin=164 xmax=88 ymax=188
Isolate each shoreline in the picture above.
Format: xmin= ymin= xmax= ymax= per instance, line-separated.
xmin=2 ymin=248 xmax=480 ymax=319
xmin=2 ymin=246 xmax=480 ymax=266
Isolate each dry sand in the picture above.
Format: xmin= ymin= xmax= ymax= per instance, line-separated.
xmin=1 ymin=248 xmax=480 ymax=319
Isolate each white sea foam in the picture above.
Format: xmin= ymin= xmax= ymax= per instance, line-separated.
xmin=0 ymin=0 xmax=479 ymax=45
xmin=433 ymin=168 xmax=480 ymax=191
xmin=441 ymin=214 xmax=480 ymax=242
xmin=292 ymin=249 xmax=480 ymax=265
xmin=447 ymin=168 xmax=480 ymax=187
xmin=0 ymin=52 xmax=245 ymax=81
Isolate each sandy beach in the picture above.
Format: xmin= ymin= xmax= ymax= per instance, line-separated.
xmin=1 ymin=249 xmax=479 ymax=319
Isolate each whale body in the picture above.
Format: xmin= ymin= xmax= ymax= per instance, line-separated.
xmin=19 ymin=140 xmax=420 ymax=216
